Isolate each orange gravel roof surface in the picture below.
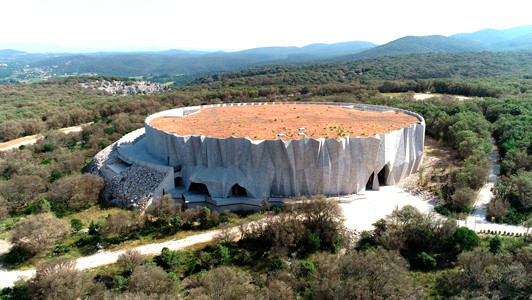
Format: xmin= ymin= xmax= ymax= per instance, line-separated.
xmin=149 ymin=104 xmax=420 ymax=141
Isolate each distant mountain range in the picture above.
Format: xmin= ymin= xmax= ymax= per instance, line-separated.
xmin=1 ymin=25 xmax=531 ymax=84
xmin=451 ymin=25 xmax=532 ymax=49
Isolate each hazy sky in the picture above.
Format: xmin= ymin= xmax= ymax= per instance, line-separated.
xmin=1 ymin=0 xmax=530 ymax=51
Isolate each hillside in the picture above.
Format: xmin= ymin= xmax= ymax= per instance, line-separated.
xmin=451 ymin=25 xmax=532 ymax=49
xmin=341 ymin=35 xmax=488 ymax=61
xmin=2 ymin=25 xmax=532 ymax=84
xmin=192 ymin=51 xmax=532 ymax=90
xmin=0 ymin=42 xmax=376 ymax=83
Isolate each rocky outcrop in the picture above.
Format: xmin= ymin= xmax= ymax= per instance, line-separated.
xmin=80 ymin=80 xmax=167 ymax=96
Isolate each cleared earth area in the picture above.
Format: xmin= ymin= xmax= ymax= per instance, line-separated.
xmin=149 ymin=104 xmax=419 ymax=141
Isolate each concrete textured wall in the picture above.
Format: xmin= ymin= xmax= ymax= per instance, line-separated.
xmin=144 ymin=102 xmax=425 ymax=199
xmin=117 ymin=128 xmax=175 ymax=200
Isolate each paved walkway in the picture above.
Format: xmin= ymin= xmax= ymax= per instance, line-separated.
xmin=340 ymin=186 xmax=436 ymax=231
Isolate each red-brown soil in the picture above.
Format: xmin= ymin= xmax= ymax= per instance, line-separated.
xmin=149 ymin=104 xmax=419 ymax=141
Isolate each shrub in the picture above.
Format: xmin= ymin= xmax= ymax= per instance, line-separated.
xmin=47 ymin=173 xmax=104 ymax=211
xmin=147 ymin=195 xmax=181 ymax=224
xmin=70 ymin=219 xmax=83 ymax=232
xmin=0 ymin=195 xmax=9 ymax=220
xmin=214 ymin=244 xmax=231 ymax=266
xmin=186 ymin=266 xmax=258 ymax=299
xmin=435 ymin=205 xmax=451 ymax=217
xmin=155 ymin=247 xmax=188 ymax=272
xmin=88 ymin=220 xmax=103 ymax=235
xmin=450 ymin=187 xmax=476 ymax=210
xmin=489 ymin=235 xmax=502 ymax=254
xmin=311 ymin=248 xmax=421 ymax=299
xmin=28 ymin=259 xmax=96 ymax=300
xmin=410 ymin=252 xmax=437 ymax=271
xmin=41 ymin=144 xmax=56 ymax=152
xmin=0 ymin=120 xmax=24 ymax=141
xmin=0 ymin=175 xmax=47 ymax=213
xmin=269 ymin=258 xmax=285 ymax=272
xmin=23 ymin=198 xmax=51 ymax=215
xmin=49 ymin=171 xmax=64 ymax=182
xmin=117 ymin=249 xmax=145 ymax=273
xmin=170 ymin=216 xmax=182 ymax=229
xmin=488 ymin=197 xmax=511 ymax=220
xmin=199 ymin=206 xmax=220 ymax=229
xmin=128 ymin=265 xmax=176 ymax=295
xmin=306 ymin=233 xmax=321 ymax=254
xmin=101 ymin=210 xmax=145 ymax=241
xmin=10 ymin=213 xmax=69 ymax=255
xmin=447 ymin=227 xmax=480 ymax=254
xmin=297 ymin=261 xmax=316 ymax=278
xmin=112 ymin=275 xmax=129 ymax=291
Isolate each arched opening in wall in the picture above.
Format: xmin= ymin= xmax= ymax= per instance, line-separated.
xmin=366 ymin=173 xmax=375 ymax=190
xmin=231 ymin=184 xmax=247 ymax=197
xmin=189 ymin=182 xmax=210 ymax=196
xmin=377 ymin=165 xmax=390 ymax=186
xmin=366 ymin=165 xmax=390 ymax=191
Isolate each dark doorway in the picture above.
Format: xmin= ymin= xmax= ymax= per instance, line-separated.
xmin=189 ymin=182 xmax=210 ymax=196
xmin=377 ymin=165 xmax=388 ymax=186
xmin=174 ymin=177 xmax=182 ymax=187
xmin=366 ymin=173 xmax=375 ymax=190
xmin=231 ymin=184 xmax=247 ymax=197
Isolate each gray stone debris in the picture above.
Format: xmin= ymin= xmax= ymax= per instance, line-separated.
xmin=86 ymin=142 xmax=165 ymax=208
xmin=103 ymin=164 xmax=165 ymax=208
xmin=80 ymin=80 xmax=167 ymax=96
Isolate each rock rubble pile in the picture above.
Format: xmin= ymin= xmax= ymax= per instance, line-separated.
xmin=80 ymin=80 xmax=167 ymax=95
xmin=85 ymin=143 xmax=121 ymax=174
xmin=103 ymin=165 xmax=165 ymax=208
xmin=86 ymin=143 xmax=165 ymax=208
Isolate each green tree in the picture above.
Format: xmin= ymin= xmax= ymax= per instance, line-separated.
xmin=447 ymin=227 xmax=480 ymax=254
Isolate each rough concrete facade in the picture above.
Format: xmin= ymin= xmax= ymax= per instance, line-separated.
xmin=143 ymin=102 xmax=425 ymax=200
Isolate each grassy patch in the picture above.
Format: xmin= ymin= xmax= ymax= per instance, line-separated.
xmin=62 ymin=206 xmax=123 ymax=228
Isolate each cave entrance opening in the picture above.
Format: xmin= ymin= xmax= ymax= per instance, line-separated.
xmin=189 ymin=182 xmax=210 ymax=197
xmin=231 ymin=184 xmax=248 ymax=197
xmin=366 ymin=165 xmax=389 ymax=191
xmin=378 ymin=165 xmax=389 ymax=186
xmin=366 ymin=173 xmax=375 ymax=190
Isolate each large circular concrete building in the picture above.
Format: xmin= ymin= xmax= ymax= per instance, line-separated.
xmin=101 ymin=102 xmax=424 ymax=210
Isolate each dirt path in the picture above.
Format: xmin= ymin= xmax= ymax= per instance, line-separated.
xmin=0 ymin=123 xmax=91 ymax=151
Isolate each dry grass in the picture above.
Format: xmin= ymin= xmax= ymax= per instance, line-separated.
xmin=150 ymin=104 xmax=419 ymax=141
